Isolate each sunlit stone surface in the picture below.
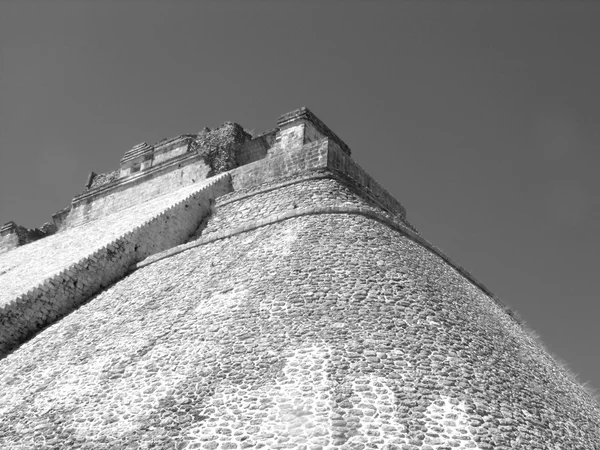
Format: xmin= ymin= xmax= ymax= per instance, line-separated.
xmin=1 ymin=108 xmax=599 ymax=449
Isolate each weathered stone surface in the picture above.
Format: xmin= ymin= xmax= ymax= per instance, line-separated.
xmin=65 ymin=122 xmax=251 ymax=230
xmin=0 ymin=175 xmax=231 ymax=356
xmin=0 ymin=221 xmax=55 ymax=254
xmin=0 ymin=107 xmax=598 ymax=449
xmin=193 ymin=122 xmax=253 ymax=176
xmin=84 ymin=169 xmax=119 ymax=192
xmin=1 ymin=209 xmax=598 ymax=448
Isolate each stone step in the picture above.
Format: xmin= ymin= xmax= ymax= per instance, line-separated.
xmin=0 ymin=174 xmax=232 ymax=357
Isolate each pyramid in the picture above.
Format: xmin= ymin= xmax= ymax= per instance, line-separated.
xmin=0 ymin=107 xmax=599 ymax=449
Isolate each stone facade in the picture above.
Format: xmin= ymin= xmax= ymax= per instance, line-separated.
xmin=0 ymin=107 xmax=598 ymax=449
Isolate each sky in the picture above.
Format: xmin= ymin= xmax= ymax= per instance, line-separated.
xmin=1 ymin=1 xmax=599 ymax=394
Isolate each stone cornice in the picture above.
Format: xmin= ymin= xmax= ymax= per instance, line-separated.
xmin=277 ymin=107 xmax=351 ymax=156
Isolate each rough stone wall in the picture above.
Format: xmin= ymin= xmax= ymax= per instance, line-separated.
xmin=230 ymin=138 xmax=330 ymax=191
xmin=1 ymin=108 xmax=598 ymax=449
xmin=193 ymin=122 xmax=252 ymax=176
xmin=84 ymin=169 xmax=119 ymax=193
xmin=64 ymin=158 xmax=212 ymax=229
xmin=199 ymin=171 xmax=400 ymax=240
xmin=276 ymin=121 xmax=307 ymax=152
xmin=0 ymin=175 xmax=231 ymax=356
xmin=236 ymin=130 xmax=277 ymax=167
xmin=0 ymin=208 xmax=598 ymax=448
xmin=62 ymin=122 xmax=250 ymax=231
xmin=327 ymin=143 xmax=407 ymax=221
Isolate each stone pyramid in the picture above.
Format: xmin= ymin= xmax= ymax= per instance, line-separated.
xmin=1 ymin=108 xmax=599 ymax=449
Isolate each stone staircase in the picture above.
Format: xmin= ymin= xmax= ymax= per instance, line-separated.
xmin=0 ymin=174 xmax=232 ymax=356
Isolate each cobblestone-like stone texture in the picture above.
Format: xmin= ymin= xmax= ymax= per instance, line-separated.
xmin=1 ymin=107 xmax=598 ymax=448
xmin=199 ymin=172 xmax=399 ymax=239
xmin=0 ymin=175 xmax=231 ymax=356
xmin=0 ymin=176 xmax=598 ymax=448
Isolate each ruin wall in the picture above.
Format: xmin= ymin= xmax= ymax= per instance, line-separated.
xmin=65 ymin=155 xmax=212 ymax=229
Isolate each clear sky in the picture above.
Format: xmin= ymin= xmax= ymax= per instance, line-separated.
xmin=1 ymin=1 xmax=599 ymax=395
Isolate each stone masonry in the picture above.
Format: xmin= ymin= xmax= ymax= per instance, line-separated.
xmin=0 ymin=107 xmax=598 ymax=449
xmin=0 ymin=174 xmax=231 ymax=356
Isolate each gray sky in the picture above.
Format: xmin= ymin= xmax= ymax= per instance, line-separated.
xmin=1 ymin=1 xmax=599 ymax=394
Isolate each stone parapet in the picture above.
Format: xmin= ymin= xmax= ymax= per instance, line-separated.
xmin=62 ymin=123 xmax=252 ymax=230
xmin=65 ymin=153 xmax=212 ymax=229
xmin=276 ymin=106 xmax=351 ymax=155
xmin=71 ymin=151 xmax=207 ymax=211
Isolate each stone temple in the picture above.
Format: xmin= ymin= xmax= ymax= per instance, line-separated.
xmin=0 ymin=107 xmax=599 ymax=449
